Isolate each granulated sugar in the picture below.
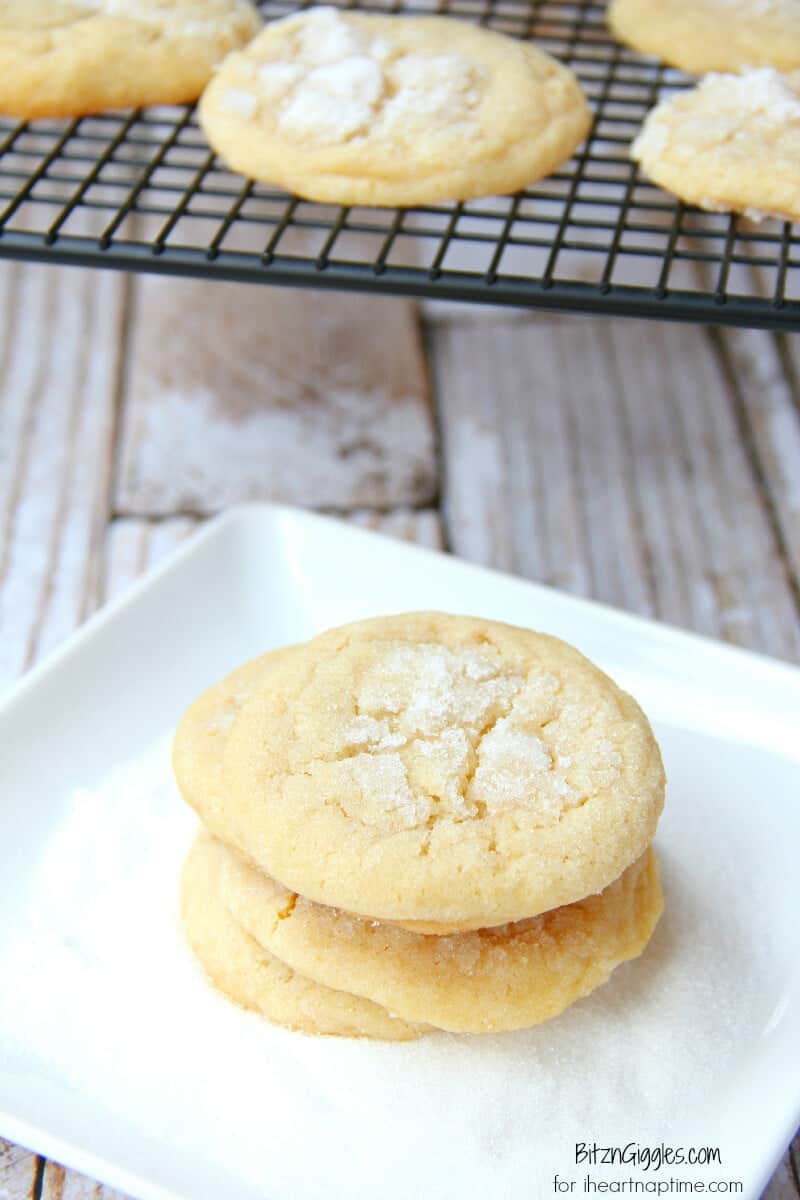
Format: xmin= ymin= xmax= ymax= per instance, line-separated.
xmin=0 ymin=729 xmax=783 ymax=1199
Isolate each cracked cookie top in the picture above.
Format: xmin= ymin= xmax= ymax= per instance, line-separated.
xmin=221 ymin=613 xmax=665 ymax=929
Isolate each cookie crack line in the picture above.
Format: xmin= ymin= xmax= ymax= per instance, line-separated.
xmin=462 ymin=669 xmax=565 ymax=809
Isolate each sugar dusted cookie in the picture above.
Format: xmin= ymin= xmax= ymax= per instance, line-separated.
xmin=632 ymin=69 xmax=800 ymax=223
xmin=198 ymin=6 xmax=591 ymax=206
xmin=0 ymin=0 xmax=261 ymax=119
xmin=220 ymin=843 xmax=663 ymax=1034
xmin=222 ymin=612 xmax=665 ymax=929
xmin=181 ymin=831 xmax=429 ymax=1040
xmin=608 ymin=0 xmax=800 ymax=74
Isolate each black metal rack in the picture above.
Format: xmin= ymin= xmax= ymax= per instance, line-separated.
xmin=0 ymin=0 xmax=797 ymax=329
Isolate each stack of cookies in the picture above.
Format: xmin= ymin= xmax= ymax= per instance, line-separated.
xmin=174 ymin=612 xmax=665 ymax=1039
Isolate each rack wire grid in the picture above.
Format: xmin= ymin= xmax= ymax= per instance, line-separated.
xmin=0 ymin=0 xmax=798 ymax=329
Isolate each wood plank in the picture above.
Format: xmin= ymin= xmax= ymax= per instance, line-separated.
xmin=102 ymin=516 xmax=199 ymax=603
xmin=39 ymin=1161 xmax=128 ymax=1200
xmin=432 ymin=313 xmax=800 ymax=662
xmin=713 ymin=327 xmax=800 ymax=591
xmin=0 ymin=260 xmax=127 ymax=688
xmin=764 ymin=1140 xmax=800 ymax=1200
xmin=346 ymin=507 xmax=444 ymax=549
xmin=0 ymin=1141 xmax=39 ymax=1200
xmin=115 ymin=276 xmax=437 ymax=515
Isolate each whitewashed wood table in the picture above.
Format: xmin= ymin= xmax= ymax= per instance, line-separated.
xmin=1 ymin=259 xmax=799 ymax=1199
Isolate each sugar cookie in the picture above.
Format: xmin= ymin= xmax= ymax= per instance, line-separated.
xmin=0 ymin=0 xmax=261 ymax=118
xmin=221 ymin=612 xmax=665 ymax=929
xmin=632 ymin=69 xmax=800 ymax=223
xmin=220 ymin=844 xmax=663 ymax=1034
xmin=198 ymin=6 xmax=591 ymax=206
xmin=181 ymin=831 xmax=429 ymax=1040
xmin=608 ymin=0 xmax=800 ymax=74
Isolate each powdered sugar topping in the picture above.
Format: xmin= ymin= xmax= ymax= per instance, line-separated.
xmin=224 ymin=6 xmax=485 ymax=146
xmin=633 ymin=67 xmax=800 ymax=163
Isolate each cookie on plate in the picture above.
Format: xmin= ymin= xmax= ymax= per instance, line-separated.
xmin=0 ymin=0 xmax=261 ymax=119
xmin=220 ymin=842 xmax=664 ymax=1033
xmin=632 ymin=69 xmax=800 ymax=223
xmin=608 ymin=0 xmax=800 ymax=74
xmin=198 ymin=6 xmax=591 ymax=206
xmin=221 ymin=612 xmax=665 ymax=930
xmin=181 ymin=831 xmax=430 ymax=1040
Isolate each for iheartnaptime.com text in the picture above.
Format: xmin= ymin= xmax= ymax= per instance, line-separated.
xmin=553 ymin=1177 xmax=743 ymax=1194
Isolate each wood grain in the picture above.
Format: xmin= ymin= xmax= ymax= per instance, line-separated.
xmin=0 ymin=261 xmax=127 ymax=688
xmin=115 ymin=275 xmax=437 ymax=515
xmin=764 ymin=1148 xmax=800 ymax=1200
xmin=40 ymin=1161 xmax=128 ymax=1200
xmin=345 ymin=506 xmax=444 ymax=548
xmin=0 ymin=1141 xmax=39 ymax=1200
xmin=713 ymin=327 xmax=800 ymax=590
xmin=103 ymin=516 xmax=199 ymax=603
xmin=432 ymin=314 xmax=800 ymax=663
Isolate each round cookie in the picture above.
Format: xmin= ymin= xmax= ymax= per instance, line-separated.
xmin=631 ymin=69 xmax=800 ymax=223
xmin=173 ymin=647 xmax=294 ymax=850
xmin=181 ymin=831 xmax=429 ymax=1040
xmin=222 ymin=612 xmax=665 ymax=929
xmin=173 ymin=643 xmax=510 ymax=937
xmin=220 ymin=844 xmax=663 ymax=1034
xmin=198 ymin=6 xmax=591 ymax=207
xmin=0 ymin=0 xmax=261 ymax=119
xmin=608 ymin=0 xmax=800 ymax=74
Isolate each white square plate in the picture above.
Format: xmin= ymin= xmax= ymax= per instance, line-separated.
xmin=2 ymin=504 xmax=800 ymax=1200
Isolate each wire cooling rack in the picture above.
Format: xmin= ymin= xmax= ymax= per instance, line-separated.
xmin=0 ymin=0 xmax=798 ymax=329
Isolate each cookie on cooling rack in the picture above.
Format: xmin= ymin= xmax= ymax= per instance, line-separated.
xmin=217 ymin=612 xmax=665 ymax=931
xmin=608 ymin=0 xmax=800 ymax=73
xmin=181 ymin=831 xmax=430 ymax=1039
xmin=198 ymin=5 xmax=591 ymax=207
xmin=632 ymin=69 xmax=800 ymax=223
xmin=219 ymin=841 xmax=663 ymax=1034
xmin=0 ymin=0 xmax=261 ymax=119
